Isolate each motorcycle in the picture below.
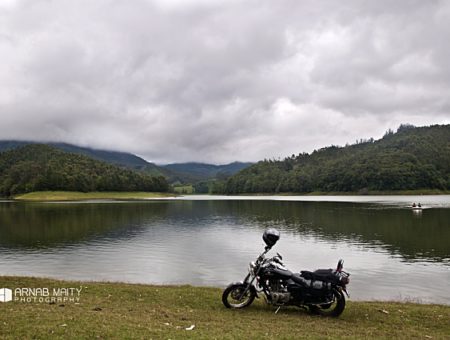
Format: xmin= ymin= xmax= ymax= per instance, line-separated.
xmin=222 ymin=228 xmax=350 ymax=317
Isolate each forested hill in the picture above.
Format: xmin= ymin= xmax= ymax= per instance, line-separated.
xmin=0 ymin=140 xmax=163 ymax=176
xmin=162 ymin=162 xmax=253 ymax=183
xmin=0 ymin=141 xmax=251 ymax=183
xmin=222 ymin=124 xmax=450 ymax=194
xmin=0 ymin=144 xmax=168 ymax=197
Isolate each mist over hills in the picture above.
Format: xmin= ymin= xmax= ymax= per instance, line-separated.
xmin=0 ymin=141 xmax=252 ymax=184
xmin=2 ymin=124 xmax=449 ymax=194
xmin=0 ymin=140 xmax=162 ymax=174
xmin=161 ymin=162 xmax=253 ymax=184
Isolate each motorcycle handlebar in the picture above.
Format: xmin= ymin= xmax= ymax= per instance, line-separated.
xmin=272 ymin=257 xmax=282 ymax=264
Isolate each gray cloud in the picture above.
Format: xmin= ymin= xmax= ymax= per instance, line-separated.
xmin=0 ymin=0 xmax=449 ymax=163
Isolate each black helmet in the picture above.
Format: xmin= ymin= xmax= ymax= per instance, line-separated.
xmin=263 ymin=228 xmax=280 ymax=248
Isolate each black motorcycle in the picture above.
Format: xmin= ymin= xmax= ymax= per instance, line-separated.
xmin=222 ymin=228 xmax=350 ymax=317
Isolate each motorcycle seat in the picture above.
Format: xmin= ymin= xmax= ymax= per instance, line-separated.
xmin=300 ymin=270 xmax=337 ymax=283
xmin=314 ymin=269 xmax=334 ymax=275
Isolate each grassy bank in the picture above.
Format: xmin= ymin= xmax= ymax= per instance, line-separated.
xmin=236 ymin=189 xmax=450 ymax=196
xmin=13 ymin=191 xmax=176 ymax=201
xmin=10 ymin=189 xmax=450 ymax=201
xmin=303 ymin=189 xmax=450 ymax=196
xmin=172 ymin=185 xmax=195 ymax=194
xmin=0 ymin=277 xmax=449 ymax=339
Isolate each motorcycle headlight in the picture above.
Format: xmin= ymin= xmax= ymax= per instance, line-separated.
xmin=338 ymin=271 xmax=350 ymax=285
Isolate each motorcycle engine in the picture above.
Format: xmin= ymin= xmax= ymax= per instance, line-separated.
xmin=268 ymin=280 xmax=291 ymax=305
xmin=270 ymin=292 xmax=291 ymax=304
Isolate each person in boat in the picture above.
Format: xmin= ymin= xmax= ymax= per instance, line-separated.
xmin=418 ymin=203 xmax=421 ymax=208
xmin=412 ymin=203 xmax=416 ymax=207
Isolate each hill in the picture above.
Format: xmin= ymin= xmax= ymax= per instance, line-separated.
xmin=162 ymin=162 xmax=253 ymax=183
xmin=221 ymin=124 xmax=450 ymax=194
xmin=0 ymin=141 xmax=252 ymax=184
xmin=0 ymin=140 xmax=164 ymax=176
xmin=0 ymin=144 xmax=168 ymax=197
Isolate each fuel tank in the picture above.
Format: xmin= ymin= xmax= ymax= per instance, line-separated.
xmin=263 ymin=267 xmax=293 ymax=280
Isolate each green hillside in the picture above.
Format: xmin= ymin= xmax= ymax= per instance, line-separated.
xmin=162 ymin=161 xmax=253 ymax=183
xmin=222 ymin=124 xmax=450 ymax=194
xmin=0 ymin=141 xmax=164 ymax=176
xmin=0 ymin=144 xmax=168 ymax=197
xmin=0 ymin=141 xmax=252 ymax=184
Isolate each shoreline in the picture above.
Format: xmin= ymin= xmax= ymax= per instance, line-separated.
xmin=7 ymin=189 xmax=450 ymax=202
xmin=12 ymin=191 xmax=177 ymax=201
xmin=1 ymin=275 xmax=449 ymax=338
xmin=228 ymin=189 xmax=450 ymax=196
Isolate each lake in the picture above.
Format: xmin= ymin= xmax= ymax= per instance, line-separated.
xmin=1 ymin=195 xmax=449 ymax=304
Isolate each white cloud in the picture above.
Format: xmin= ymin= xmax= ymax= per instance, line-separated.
xmin=0 ymin=0 xmax=449 ymax=163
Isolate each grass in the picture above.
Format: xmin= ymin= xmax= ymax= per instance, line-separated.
xmin=172 ymin=185 xmax=194 ymax=194
xmin=13 ymin=191 xmax=176 ymax=201
xmin=0 ymin=276 xmax=449 ymax=339
xmin=270 ymin=189 xmax=450 ymax=196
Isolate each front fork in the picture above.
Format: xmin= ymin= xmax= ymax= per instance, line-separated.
xmin=338 ymin=286 xmax=350 ymax=298
xmin=238 ymin=273 xmax=258 ymax=300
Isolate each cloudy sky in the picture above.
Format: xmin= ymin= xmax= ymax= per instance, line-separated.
xmin=0 ymin=0 xmax=449 ymax=164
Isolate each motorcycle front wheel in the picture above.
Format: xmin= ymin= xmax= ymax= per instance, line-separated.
xmin=222 ymin=284 xmax=256 ymax=309
xmin=309 ymin=289 xmax=346 ymax=317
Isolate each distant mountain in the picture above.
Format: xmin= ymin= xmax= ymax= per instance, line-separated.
xmin=161 ymin=162 xmax=253 ymax=183
xmin=221 ymin=124 xmax=450 ymax=194
xmin=0 ymin=140 xmax=163 ymax=176
xmin=0 ymin=144 xmax=168 ymax=197
xmin=0 ymin=140 xmax=252 ymax=184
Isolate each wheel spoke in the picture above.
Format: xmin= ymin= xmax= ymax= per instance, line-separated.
xmin=228 ymin=289 xmax=251 ymax=307
xmin=222 ymin=284 xmax=255 ymax=309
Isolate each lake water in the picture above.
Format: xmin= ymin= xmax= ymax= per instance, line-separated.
xmin=1 ymin=195 xmax=449 ymax=304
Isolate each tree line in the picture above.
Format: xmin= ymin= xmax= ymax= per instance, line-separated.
xmin=216 ymin=124 xmax=450 ymax=194
xmin=0 ymin=144 xmax=168 ymax=197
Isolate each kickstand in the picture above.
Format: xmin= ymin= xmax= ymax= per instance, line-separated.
xmin=275 ymin=306 xmax=281 ymax=314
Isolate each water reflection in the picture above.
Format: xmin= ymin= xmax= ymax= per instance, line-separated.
xmin=1 ymin=200 xmax=449 ymax=263
xmin=0 ymin=202 xmax=169 ymax=248
xmin=0 ymin=198 xmax=449 ymax=303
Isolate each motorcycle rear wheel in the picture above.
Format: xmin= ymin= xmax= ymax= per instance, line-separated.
xmin=222 ymin=284 xmax=256 ymax=309
xmin=309 ymin=289 xmax=346 ymax=317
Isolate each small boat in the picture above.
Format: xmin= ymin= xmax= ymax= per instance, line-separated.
xmin=411 ymin=203 xmax=422 ymax=210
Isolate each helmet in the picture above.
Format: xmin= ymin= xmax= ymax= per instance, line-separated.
xmin=263 ymin=228 xmax=280 ymax=248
